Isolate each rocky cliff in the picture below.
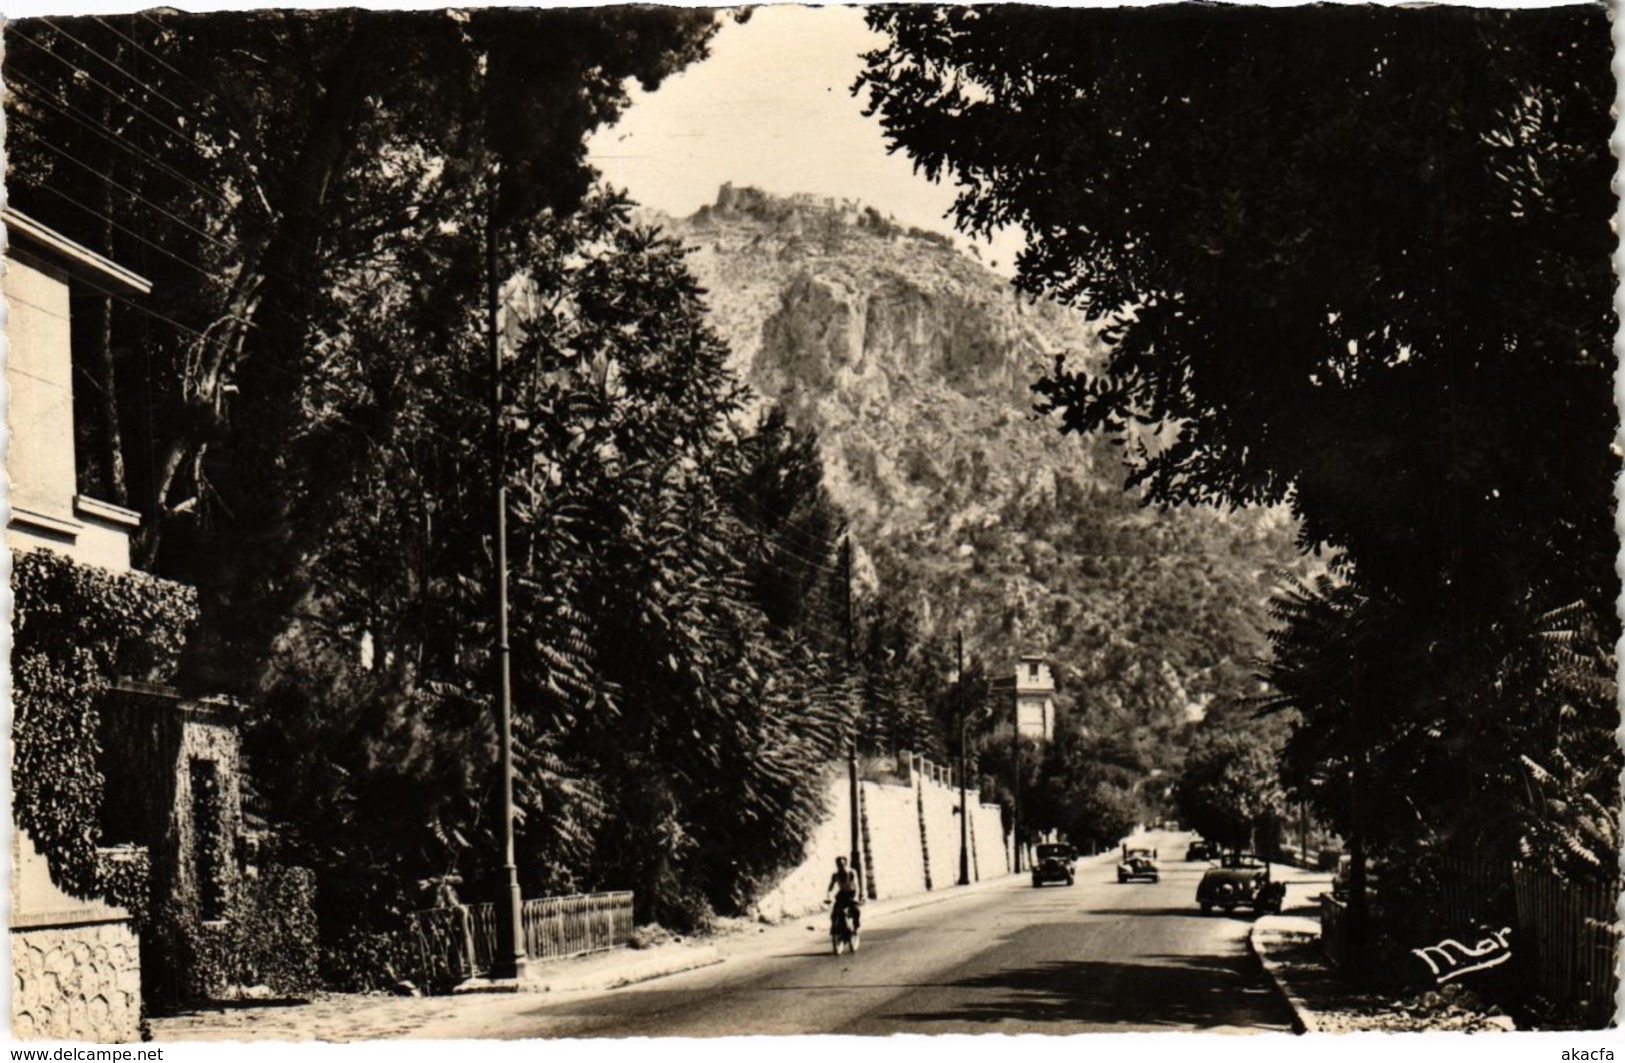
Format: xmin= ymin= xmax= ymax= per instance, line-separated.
xmin=650 ymin=186 xmax=1304 ymax=761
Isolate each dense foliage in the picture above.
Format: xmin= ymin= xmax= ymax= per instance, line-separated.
xmin=245 ymin=191 xmax=865 ymax=945
xmin=11 ymin=550 xmax=198 ymax=895
xmin=1173 ymin=729 xmax=1287 ymax=853
xmin=871 ymin=458 xmax=1304 ymax=847
xmin=860 ymin=4 xmax=1618 ymax=883
xmin=5 ymin=7 xmax=717 ymax=689
xmin=5 ymin=7 xmax=873 ymax=972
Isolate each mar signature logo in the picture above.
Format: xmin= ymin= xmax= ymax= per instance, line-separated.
xmin=1411 ymin=927 xmax=1512 ymax=984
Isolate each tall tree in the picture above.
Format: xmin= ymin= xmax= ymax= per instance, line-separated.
xmin=5 ymin=8 xmax=719 ymax=692
xmin=858 ymin=4 xmax=1617 ymax=875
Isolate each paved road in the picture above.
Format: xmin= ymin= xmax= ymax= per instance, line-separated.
xmin=435 ymin=832 xmax=1324 ymax=1038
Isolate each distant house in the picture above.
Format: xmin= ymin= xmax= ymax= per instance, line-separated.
xmin=1014 ymin=656 xmax=1057 ymax=741
xmin=991 ymin=655 xmax=1057 ymax=741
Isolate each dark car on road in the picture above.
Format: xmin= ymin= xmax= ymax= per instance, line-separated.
xmin=1185 ymin=840 xmax=1213 ymax=862
xmin=1117 ymin=845 xmax=1160 ymax=883
xmin=1031 ymin=843 xmax=1077 ymax=887
xmin=1197 ymin=852 xmax=1285 ymax=916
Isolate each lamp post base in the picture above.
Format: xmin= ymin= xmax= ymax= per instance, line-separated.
xmin=491 ymin=875 xmax=528 ymax=982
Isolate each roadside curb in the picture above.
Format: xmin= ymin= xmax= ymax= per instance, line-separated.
xmin=1249 ymin=920 xmax=1321 ymax=1035
xmin=523 ymin=943 xmax=724 ymax=994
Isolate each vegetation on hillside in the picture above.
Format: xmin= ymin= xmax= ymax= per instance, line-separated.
xmin=661 ymin=188 xmax=1311 ymax=849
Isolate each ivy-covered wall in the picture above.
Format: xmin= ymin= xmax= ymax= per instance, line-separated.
xmin=193 ymin=867 xmax=321 ymax=999
xmin=13 ymin=549 xmax=319 ymax=1007
xmin=11 ymin=549 xmax=197 ymax=897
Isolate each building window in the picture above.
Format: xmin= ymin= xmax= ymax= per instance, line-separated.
xmin=1027 ymin=661 xmax=1040 ymax=680
xmin=190 ymin=758 xmax=225 ymax=921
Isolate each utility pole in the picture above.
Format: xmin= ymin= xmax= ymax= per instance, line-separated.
xmin=487 ymin=168 xmax=525 ymax=982
xmin=957 ymin=630 xmax=970 ymax=886
xmin=1011 ymin=684 xmax=1022 ymax=875
xmin=839 ymin=532 xmax=854 ymax=665
xmin=840 ymin=531 xmax=864 ymax=897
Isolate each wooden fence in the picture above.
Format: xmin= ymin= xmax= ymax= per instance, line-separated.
xmin=522 ymin=891 xmax=634 ymax=961
xmin=406 ymin=891 xmax=633 ymax=988
xmin=1512 ymin=865 xmax=1620 ymax=1027
xmin=1318 ymin=859 xmax=1619 ymax=1025
xmin=1436 ymin=854 xmax=1515 ymax=931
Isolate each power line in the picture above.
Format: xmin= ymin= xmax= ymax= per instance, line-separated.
xmin=24 ymin=178 xmax=229 ymax=288
xmin=6 ymin=71 xmax=234 ymax=211
xmin=731 ymin=494 xmax=842 ymax=555
xmin=44 ymin=15 xmax=220 ymax=133
xmin=8 ymin=124 xmax=236 ymax=256
xmin=7 ymin=120 xmax=362 ymax=329
xmin=745 ymin=531 xmax=839 ymax=572
xmin=13 ymin=176 xmax=359 ymax=350
xmin=9 ymin=22 xmax=198 ymax=146
xmin=95 ymin=13 xmax=208 ymax=95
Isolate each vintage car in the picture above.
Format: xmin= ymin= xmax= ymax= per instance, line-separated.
xmin=1185 ymin=839 xmax=1214 ymax=862
xmin=1197 ymin=852 xmax=1286 ymax=915
xmin=1117 ymin=845 xmax=1160 ymax=883
xmin=1031 ymin=842 xmax=1077 ymax=887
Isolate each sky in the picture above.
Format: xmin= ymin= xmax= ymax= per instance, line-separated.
xmin=583 ymin=5 xmax=1029 ymax=272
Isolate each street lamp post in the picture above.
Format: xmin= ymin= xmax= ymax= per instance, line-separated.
xmin=487 ymin=173 xmax=526 ymax=982
xmin=957 ymin=630 xmax=970 ymax=887
xmin=1011 ymin=692 xmax=1022 ymax=875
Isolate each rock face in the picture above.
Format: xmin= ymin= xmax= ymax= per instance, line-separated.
xmin=654 ymin=184 xmax=1106 ymax=538
xmin=652 ymin=186 xmax=1302 ymax=753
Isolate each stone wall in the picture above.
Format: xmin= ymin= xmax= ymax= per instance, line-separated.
xmin=101 ymin=686 xmax=247 ymax=1005
xmin=862 ymin=781 xmax=927 ymax=898
xmin=754 ymin=771 xmax=854 ymax=923
xmin=919 ymin=780 xmax=962 ymax=890
xmin=754 ymin=765 xmax=1012 ymax=923
xmin=970 ymin=799 xmax=1009 ymax=879
xmin=11 ymin=920 xmax=142 ymax=1042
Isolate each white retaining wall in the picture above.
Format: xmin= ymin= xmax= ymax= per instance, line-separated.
xmin=971 ymin=799 xmax=1008 ymax=879
xmin=754 ymin=771 xmax=854 ymax=922
xmin=861 ymin=781 xmax=928 ymax=898
xmin=753 ymin=765 xmax=1012 ymax=922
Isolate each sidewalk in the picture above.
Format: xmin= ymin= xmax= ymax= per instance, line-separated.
xmin=1251 ymin=912 xmax=1516 ymax=1033
xmin=150 ymin=871 xmax=1028 ymax=1042
xmin=147 ymin=936 xmax=726 ymax=1043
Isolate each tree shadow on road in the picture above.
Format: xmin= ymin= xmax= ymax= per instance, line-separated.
xmin=873 ymin=953 xmax=1295 ymax=1031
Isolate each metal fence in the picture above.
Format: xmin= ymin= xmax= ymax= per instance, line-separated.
xmin=1512 ymin=865 xmax=1620 ymax=1027
xmin=407 ymin=902 xmax=497 ymax=986
xmin=406 ymin=891 xmax=634 ymax=988
xmin=522 ymin=890 xmax=634 ymax=961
